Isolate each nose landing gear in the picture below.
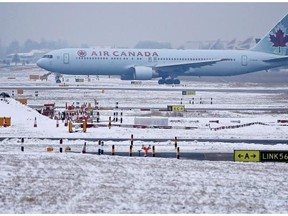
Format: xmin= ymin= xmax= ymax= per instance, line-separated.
xmin=55 ymin=73 xmax=63 ymax=83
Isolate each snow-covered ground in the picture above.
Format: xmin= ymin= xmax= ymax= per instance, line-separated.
xmin=0 ymin=67 xmax=288 ymax=213
xmin=1 ymin=152 xmax=288 ymax=214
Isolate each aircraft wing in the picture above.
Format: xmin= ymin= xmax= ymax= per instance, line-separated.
xmin=153 ymin=58 xmax=229 ymax=72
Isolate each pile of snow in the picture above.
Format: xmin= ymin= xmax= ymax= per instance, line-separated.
xmin=0 ymin=97 xmax=62 ymax=138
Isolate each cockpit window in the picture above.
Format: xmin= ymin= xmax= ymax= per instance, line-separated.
xmin=42 ymin=55 xmax=53 ymax=58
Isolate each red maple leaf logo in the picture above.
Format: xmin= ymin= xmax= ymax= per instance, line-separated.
xmin=270 ymin=29 xmax=288 ymax=52
xmin=77 ymin=50 xmax=87 ymax=57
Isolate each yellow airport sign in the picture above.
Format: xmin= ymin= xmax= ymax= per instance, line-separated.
xmin=234 ymin=150 xmax=260 ymax=162
xmin=172 ymin=105 xmax=185 ymax=112
xmin=182 ymin=90 xmax=195 ymax=95
xmin=167 ymin=105 xmax=185 ymax=112
xmin=260 ymin=151 xmax=288 ymax=162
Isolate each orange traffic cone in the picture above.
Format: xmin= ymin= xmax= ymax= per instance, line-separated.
xmin=34 ymin=117 xmax=37 ymax=127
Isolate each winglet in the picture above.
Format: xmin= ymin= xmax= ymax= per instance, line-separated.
xmin=250 ymin=13 xmax=288 ymax=55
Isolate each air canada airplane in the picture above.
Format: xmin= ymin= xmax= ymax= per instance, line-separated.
xmin=37 ymin=14 xmax=288 ymax=85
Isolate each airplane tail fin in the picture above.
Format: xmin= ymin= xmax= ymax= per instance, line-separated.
xmin=250 ymin=14 xmax=288 ymax=55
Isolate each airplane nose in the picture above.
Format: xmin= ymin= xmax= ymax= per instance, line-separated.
xmin=36 ymin=59 xmax=44 ymax=68
xmin=37 ymin=58 xmax=50 ymax=71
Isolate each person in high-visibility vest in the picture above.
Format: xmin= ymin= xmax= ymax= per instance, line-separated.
xmin=142 ymin=145 xmax=151 ymax=157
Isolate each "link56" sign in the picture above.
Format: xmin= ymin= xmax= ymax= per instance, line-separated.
xmin=234 ymin=150 xmax=288 ymax=162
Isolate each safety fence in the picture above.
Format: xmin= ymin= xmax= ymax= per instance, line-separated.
xmin=12 ymin=137 xmax=183 ymax=159
xmin=211 ymin=122 xmax=268 ymax=131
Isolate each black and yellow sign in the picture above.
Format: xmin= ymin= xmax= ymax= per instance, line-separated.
xmin=235 ymin=150 xmax=288 ymax=162
xmin=167 ymin=105 xmax=185 ymax=112
xmin=234 ymin=150 xmax=260 ymax=162
xmin=182 ymin=90 xmax=195 ymax=95
xmin=260 ymin=151 xmax=288 ymax=162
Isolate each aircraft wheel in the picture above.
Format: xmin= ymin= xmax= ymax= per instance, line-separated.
xmin=173 ymin=79 xmax=180 ymax=85
xmin=56 ymin=79 xmax=61 ymax=83
xmin=158 ymin=79 xmax=165 ymax=84
xmin=165 ymin=79 xmax=173 ymax=85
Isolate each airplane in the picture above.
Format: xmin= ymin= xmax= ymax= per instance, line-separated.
xmin=37 ymin=13 xmax=288 ymax=85
xmin=235 ymin=36 xmax=255 ymax=50
xmin=5 ymin=49 xmax=47 ymax=65
xmin=225 ymin=38 xmax=237 ymax=50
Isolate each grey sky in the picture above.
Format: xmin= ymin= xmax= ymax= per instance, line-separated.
xmin=1 ymin=2 xmax=288 ymax=48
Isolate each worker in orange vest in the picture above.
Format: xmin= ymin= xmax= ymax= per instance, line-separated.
xmin=142 ymin=145 xmax=151 ymax=157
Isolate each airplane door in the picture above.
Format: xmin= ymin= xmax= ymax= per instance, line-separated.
xmin=241 ymin=55 xmax=247 ymax=66
xmin=63 ymin=53 xmax=69 ymax=64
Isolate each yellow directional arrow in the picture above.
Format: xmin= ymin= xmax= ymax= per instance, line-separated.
xmin=234 ymin=150 xmax=260 ymax=162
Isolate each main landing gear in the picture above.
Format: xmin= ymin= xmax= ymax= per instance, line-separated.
xmin=158 ymin=78 xmax=180 ymax=85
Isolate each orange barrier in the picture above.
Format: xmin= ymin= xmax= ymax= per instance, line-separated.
xmin=0 ymin=117 xmax=11 ymax=127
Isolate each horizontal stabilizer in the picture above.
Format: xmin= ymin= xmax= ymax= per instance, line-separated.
xmin=263 ymin=56 xmax=288 ymax=62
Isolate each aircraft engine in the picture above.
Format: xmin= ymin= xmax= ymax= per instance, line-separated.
xmin=133 ymin=66 xmax=154 ymax=80
xmin=121 ymin=66 xmax=157 ymax=80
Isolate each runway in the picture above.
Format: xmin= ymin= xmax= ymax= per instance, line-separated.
xmin=0 ymin=137 xmax=286 ymax=144
xmin=1 ymin=85 xmax=288 ymax=94
xmin=69 ymin=150 xmax=234 ymax=161
xmin=28 ymin=104 xmax=288 ymax=112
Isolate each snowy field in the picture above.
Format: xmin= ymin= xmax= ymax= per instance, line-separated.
xmin=1 ymin=152 xmax=288 ymax=214
xmin=0 ymin=66 xmax=288 ymax=213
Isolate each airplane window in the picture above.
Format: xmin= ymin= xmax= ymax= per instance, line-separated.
xmin=42 ymin=55 xmax=53 ymax=58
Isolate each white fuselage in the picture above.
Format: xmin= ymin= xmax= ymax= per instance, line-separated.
xmin=37 ymin=48 xmax=287 ymax=78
